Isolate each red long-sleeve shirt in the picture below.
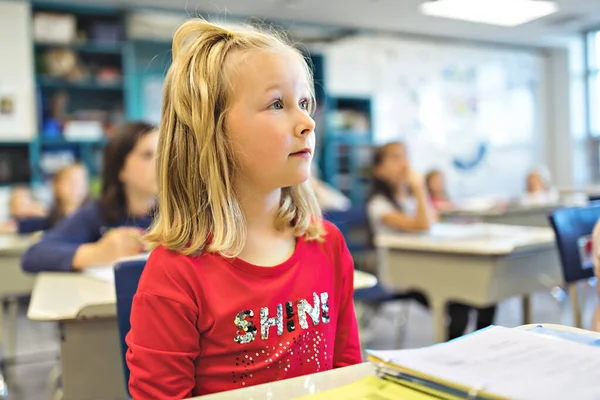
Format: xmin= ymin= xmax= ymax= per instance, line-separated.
xmin=126 ymin=221 xmax=362 ymax=399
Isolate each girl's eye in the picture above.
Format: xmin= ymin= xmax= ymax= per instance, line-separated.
xmin=299 ymin=98 xmax=311 ymax=111
xmin=269 ymin=99 xmax=284 ymax=110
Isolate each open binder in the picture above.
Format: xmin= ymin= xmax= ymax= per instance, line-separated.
xmin=366 ymin=325 xmax=600 ymax=400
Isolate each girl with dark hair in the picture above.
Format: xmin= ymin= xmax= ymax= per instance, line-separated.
xmin=22 ymin=122 xmax=158 ymax=272
xmin=367 ymin=142 xmax=436 ymax=236
xmin=367 ymin=142 xmax=496 ymax=340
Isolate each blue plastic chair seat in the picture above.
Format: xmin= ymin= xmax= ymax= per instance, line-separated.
xmin=548 ymin=204 xmax=600 ymax=284
xmin=114 ymin=259 xmax=147 ymax=398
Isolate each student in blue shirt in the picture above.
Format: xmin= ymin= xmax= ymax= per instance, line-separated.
xmin=21 ymin=122 xmax=158 ymax=272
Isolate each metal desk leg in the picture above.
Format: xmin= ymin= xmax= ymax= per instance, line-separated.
xmin=0 ymin=299 xmax=4 ymax=352
xmin=432 ymin=301 xmax=447 ymax=343
xmin=522 ymin=295 xmax=532 ymax=325
xmin=569 ymin=283 xmax=582 ymax=328
xmin=4 ymin=299 xmax=17 ymax=385
xmin=60 ymin=318 xmax=126 ymax=400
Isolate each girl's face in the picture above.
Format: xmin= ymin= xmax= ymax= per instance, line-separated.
xmin=55 ymin=165 xmax=88 ymax=206
xmin=428 ymin=172 xmax=445 ymax=194
xmin=226 ymin=49 xmax=316 ymax=194
xmin=119 ymin=130 xmax=159 ymax=198
xmin=527 ymin=172 xmax=545 ymax=193
xmin=374 ymin=143 xmax=409 ymax=185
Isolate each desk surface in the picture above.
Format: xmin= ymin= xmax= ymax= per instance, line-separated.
xmin=193 ymin=363 xmax=375 ymax=400
xmin=27 ymin=272 xmax=116 ymax=321
xmin=0 ymin=233 xmax=38 ymax=255
xmin=375 ymin=223 xmax=555 ymax=255
xmin=28 ymin=268 xmax=377 ymax=321
xmin=193 ymin=324 xmax=600 ymax=399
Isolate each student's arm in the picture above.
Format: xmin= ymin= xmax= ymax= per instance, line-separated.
xmin=126 ymin=249 xmax=200 ymax=400
xmin=370 ymin=183 xmax=436 ymax=233
xmin=21 ymin=203 xmax=103 ymax=273
xmin=331 ymin=225 xmax=362 ymax=368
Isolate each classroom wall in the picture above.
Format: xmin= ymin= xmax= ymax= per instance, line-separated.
xmin=320 ymin=34 xmax=554 ymax=199
xmin=0 ymin=0 xmax=36 ymax=141
xmin=0 ymin=0 xmax=37 ymax=222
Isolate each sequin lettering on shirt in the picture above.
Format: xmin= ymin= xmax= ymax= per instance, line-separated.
xmin=285 ymin=301 xmax=295 ymax=332
xmin=320 ymin=292 xmax=330 ymax=324
xmin=260 ymin=304 xmax=283 ymax=340
xmin=298 ymin=292 xmax=320 ymax=329
xmin=234 ymin=310 xmax=257 ymax=344
xmin=233 ymin=292 xmax=330 ymax=344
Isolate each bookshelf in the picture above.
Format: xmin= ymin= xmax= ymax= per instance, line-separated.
xmin=0 ymin=3 xmax=335 ymax=194
xmin=30 ymin=2 xmax=125 ymax=185
xmin=322 ymin=97 xmax=374 ymax=205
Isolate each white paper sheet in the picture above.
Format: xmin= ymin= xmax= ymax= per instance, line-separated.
xmin=369 ymin=326 xmax=600 ymax=400
xmin=82 ymin=253 xmax=150 ymax=284
xmin=84 ymin=267 xmax=115 ymax=284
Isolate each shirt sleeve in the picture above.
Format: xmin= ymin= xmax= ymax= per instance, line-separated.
xmin=21 ymin=202 xmax=103 ymax=273
xmin=593 ymin=219 xmax=600 ymax=280
xmin=367 ymin=195 xmax=396 ymax=225
xmin=330 ymin=224 xmax=363 ymax=368
xmin=126 ymin=248 xmax=201 ymax=400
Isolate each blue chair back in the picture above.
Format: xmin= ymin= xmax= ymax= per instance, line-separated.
xmin=17 ymin=218 xmax=45 ymax=234
xmin=114 ymin=259 xmax=147 ymax=397
xmin=548 ymin=205 xmax=600 ymax=284
xmin=323 ymin=207 xmax=369 ymax=254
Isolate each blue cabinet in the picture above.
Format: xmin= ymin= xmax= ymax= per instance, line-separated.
xmin=322 ymin=97 xmax=373 ymax=205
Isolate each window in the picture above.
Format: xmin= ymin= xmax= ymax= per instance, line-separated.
xmin=588 ymin=30 xmax=600 ymax=137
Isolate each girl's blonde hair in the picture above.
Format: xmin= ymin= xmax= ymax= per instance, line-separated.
xmin=145 ymin=19 xmax=324 ymax=257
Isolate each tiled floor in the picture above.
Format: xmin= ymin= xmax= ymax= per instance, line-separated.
xmin=3 ymin=284 xmax=599 ymax=400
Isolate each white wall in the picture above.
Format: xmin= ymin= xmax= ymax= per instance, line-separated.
xmin=321 ymin=34 xmax=551 ymax=199
xmin=0 ymin=0 xmax=36 ymax=141
xmin=0 ymin=1 xmax=36 ymax=221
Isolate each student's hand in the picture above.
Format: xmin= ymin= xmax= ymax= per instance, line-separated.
xmin=406 ymin=169 xmax=424 ymax=189
xmin=97 ymin=227 xmax=145 ymax=262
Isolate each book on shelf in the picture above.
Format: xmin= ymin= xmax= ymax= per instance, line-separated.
xmin=364 ymin=325 xmax=600 ymax=400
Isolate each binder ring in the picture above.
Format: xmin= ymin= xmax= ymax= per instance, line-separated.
xmin=468 ymin=385 xmax=485 ymax=400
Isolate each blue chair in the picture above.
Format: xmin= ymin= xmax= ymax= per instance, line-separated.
xmin=548 ymin=204 xmax=600 ymax=327
xmin=114 ymin=259 xmax=147 ymax=398
xmin=324 ymin=207 xmax=420 ymax=347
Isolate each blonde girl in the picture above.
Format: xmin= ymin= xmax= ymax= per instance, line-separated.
xmin=126 ymin=20 xmax=361 ymax=398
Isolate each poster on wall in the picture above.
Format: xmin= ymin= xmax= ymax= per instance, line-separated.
xmin=0 ymin=82 xmax=33 ymax=141
xmin=345 ymin=38 xmax=544 ymax=198
xmin=0 ymin=84 xmax=17 ymax=125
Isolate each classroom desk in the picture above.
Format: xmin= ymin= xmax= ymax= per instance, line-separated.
xmin=441 ymin=202 xmax=562 ymax=227
xmin=27 ymin=268 xmax=377 ymax=400
xmin=0 ymin=233 xmax=37 ymax=381
xmin=375 ymin=223 xmax=562 ymax=343
xmin=27 ymin=272 xmax=124 ymax=400
xmin=193 ymin=324 xmax=600 ymax=400
xmin=194 ymin=362 xmax=376 ymax=400
xmin=353 ymin=270 xmax=377 ymax=290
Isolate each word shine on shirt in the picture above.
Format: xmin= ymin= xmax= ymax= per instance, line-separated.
xmin=126 ymin=220 xmax=362 ymax=399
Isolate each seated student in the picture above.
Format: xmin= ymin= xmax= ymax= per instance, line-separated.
xmin=126 ymin=20 xmax=361 ymax=398
xmin=9 ymin=186 xmax=47 ymax=220
xmin=0 ymin=186 xmax=48 ymax=234
xmin=526 ymin=170 xmax=547 ymax=193
xmin=21 ymin=121 xmax=158 ymax=272
xmin=425 ymin=169 xmax=454 ymax=212
xmin=524 ymin=167 xmax=559 ymax=204
xmin=367 ymin=142 xmax=496 ymax=340
xmin=42 ymin=162 xmax=90 ymax=230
